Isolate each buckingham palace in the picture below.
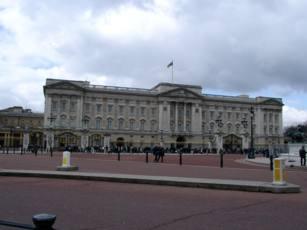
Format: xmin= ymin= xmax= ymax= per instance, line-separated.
xmin=43 ymin=78 xmax=284 ymax=153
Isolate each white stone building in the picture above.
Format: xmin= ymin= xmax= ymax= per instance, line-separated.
xmin=43 ymin=78 xmax=284 ymax=152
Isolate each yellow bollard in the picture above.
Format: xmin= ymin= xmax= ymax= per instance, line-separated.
xmin=273 ymin=158 xmax=286 ymax=185
xmin=62 ymin=151 xmax=71 ymax=167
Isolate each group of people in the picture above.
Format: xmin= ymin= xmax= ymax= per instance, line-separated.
xmin=153 ymin=145 xmax=165 ymax=162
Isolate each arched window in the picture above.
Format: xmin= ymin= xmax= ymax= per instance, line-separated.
xmin=235 ymin=124 xmax=240 ymax=134
xmin=118 ymin=118 xmax=124 ymax=130
xmin=186 ymin=121 xmax=191 ymax=132
xmin=107 ymin=118 xmax=113 ymax=129
xmin=129 ymin=119 xmax=135 ymax=130
xmin=227 ymin=123 xmax=232 ymax=134
xmin=140 ymin=120 xmax=145 ymax=131
xmin=60 ymin=114 xmax=67 ymax=127
xmin=96 ymin=117 xmax=102 ymax=129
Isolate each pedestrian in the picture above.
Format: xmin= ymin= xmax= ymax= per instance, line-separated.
xmin=157 ymin=146 xmax=165 ymax=163
xmin=153 ymin=145 xmax=158 ymax=162
xmin=299 ymin=145 xmax=306 ymax=166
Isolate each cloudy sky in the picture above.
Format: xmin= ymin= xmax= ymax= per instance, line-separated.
xmin=1 ymin=0 xmax=307 ymax=127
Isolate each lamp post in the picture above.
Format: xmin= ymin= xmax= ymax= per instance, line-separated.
xmin=160 ymin=129 xmax=164 ymax=147
xmin=249 ymin=107 xmax=255 ymax=159
xmin=215 ymin=116 xmax=224 ymax=153
xmin=47 ymin=116 xmax=56 ymax=156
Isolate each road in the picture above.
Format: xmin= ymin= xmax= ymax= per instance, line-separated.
xmin=0 ymin=153 xmax=306 ymax=230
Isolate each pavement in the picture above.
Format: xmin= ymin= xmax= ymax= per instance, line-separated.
xmin=0 ymin=152 xmax=303 ymax=193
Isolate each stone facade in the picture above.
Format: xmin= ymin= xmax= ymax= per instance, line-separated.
xmin=43 ymin=79 xmax=284 ymax=152
xmin=0 ymin=106 xmax=44 ymax=149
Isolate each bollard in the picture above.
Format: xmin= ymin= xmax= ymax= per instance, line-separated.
xmin=179 ymin=151 xmax=182 ymax=165
xmin=32 ymin=213 xmax=56 ymax=230
xmin=50 ymin=148 xmax=53 ymax=157
xmin=117 ymin=150 xmax=120 ymax=161
xmin=20 ymin=147 xmax=23 ymax=155
xmin=270 ymin=155 xmax=273 ymax=171
xmin=220 ymin=152 xmax=224 ymax=168
xmin=273 ymin=158 xmax=287 ymax=185
xmin=56 ymin=150 xmax=78 ymax=171
xmin=62 ymin=151 xmax=70 ymax=167
xmin=146 ymin=151 xmax=148 ymax=163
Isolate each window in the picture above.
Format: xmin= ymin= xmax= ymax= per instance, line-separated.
xmin=70 ymin=101 xmax=76 ymax=112
xmin=96 ymin=104 xmax=102 ymax=113
xmin=151 ymin=108 xmax=156 ymax=116
xmin=186 ymin=109 xmax=190 ymax=117
xmin=227 ymin=112 xmax=231 ymax=120
xmin=264 ymin=113 xmax=267 ymax=122
xmin=118 ymin=119 xmax=124 ymax=129
xmin=202 ymin=122 xmax=206 ymax=132
xmin=202 ymin=111 xmax=206 ymax=120
xmin=130 ymin=119 xmax=135 ymax=130
xmin=51 ymin=101 xmax=57 ymax=112
xmin=108 ymin=105 xmax=113 ymax=113
xmin=170 ymin=121 xmax=175 ymax=131
xmin=85 ymin=103 xmax=90 ymax=113
xmin=60 ymin=100 xmax=66 ymax=112
xmin=140 ymin=120 xmax=145 ymax=130
xmin=227 ymin=123 xmax=232 ymax=133
xmin=235 ymin=124 xmax=240 ymax=134
xmin=130 ymin=106 xmax=135 ymax=115
xmin=107 ymin=118 xmax=113 ymax=129
xmin=186 ymin=122 xmax=191 ymax=132
xmin=141 ymin=107 xmax=145 ymax=116
xmin=95 ymin=117 xmax=102 ymax=129
xmin=275 ymin=114 xmax=279 ymax=124
xmin=178 ymin=122 xmax=183 ymax=132
xmin=119 ymin=106 xmax=124 ymax=115
xmin=264 ymin=126 xmax=267 ymax=135
xmin=151 ymin=120 xmax=156 ymax=131
xmin=210 ymin=111 xmax=214 ymax=120
xmin=275 ymin=126 xmax=279 ymax=134
xmin=236 ymin=113 xmax=240 ymax=120
xmin=269 ymin=113 xmax=273 ymax=123
xmin=60 ymin=114 xmax=66 ymax=126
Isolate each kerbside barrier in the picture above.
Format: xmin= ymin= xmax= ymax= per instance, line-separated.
xmin=56 ymin=151 xmax=79 ymax=171
xmin=273 ymin=158 xmax=287 ymax=185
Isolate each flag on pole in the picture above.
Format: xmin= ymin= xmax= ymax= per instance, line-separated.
xmin=167 ymin=61 xmax=173 ymax=68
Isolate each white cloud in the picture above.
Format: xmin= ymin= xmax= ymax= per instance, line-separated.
xmin=283 ymin=106 xmax=307 ymax=127
xmin=0 ymin=0 xmax=307 ymax=128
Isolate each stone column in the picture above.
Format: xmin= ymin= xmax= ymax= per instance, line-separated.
xmin=23 ymin=132 xmax=30 ymax=149
xmin=104 ymin=135 xmax=111 ymax=153
xmin=81 ymin=133 xmax=89 ymax=150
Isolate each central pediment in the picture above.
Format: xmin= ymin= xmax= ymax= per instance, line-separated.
xmin=158 ymin=87 xmax=203 ymax=99
xmin=44 ymin=80 xmax=85 ymax=93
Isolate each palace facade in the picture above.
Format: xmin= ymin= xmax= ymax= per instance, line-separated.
xmin=43 ymin=78 xmax=284 ymax=152
xmin=0 ymin=106 xmax=44 ymax=149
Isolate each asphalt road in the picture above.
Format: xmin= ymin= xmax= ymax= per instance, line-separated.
xmin=0 ymin=177 xmax=306 ymax=230
xmin=1 ymin=153 xmax=307 ymax=230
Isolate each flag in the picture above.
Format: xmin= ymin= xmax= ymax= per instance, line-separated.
xmin=167 ymin=61 xmax=173 ymax=68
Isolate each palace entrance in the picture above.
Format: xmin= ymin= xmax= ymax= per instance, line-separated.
xmin=176 ymin=136 xmax=185 ymax=149
xmin=223 ymin=134 xmax=242 ymax=153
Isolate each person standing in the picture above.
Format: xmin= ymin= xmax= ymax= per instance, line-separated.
xmin=299 ymin=145 xmax=306 ymax=166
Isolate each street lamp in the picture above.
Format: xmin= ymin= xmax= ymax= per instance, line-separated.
xmin=160 ymin=129 xmax=164 ymax=146
xmin=249 ymin=107 xmax=255 ymax=159
xmin=47 ymin=116 xmax=56 ymax=156
xmin=215 ymin=116 xmax=224 ymax=154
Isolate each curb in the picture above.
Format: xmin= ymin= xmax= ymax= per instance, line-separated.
xmin=0 ymin=169 xmax=301 ymax=194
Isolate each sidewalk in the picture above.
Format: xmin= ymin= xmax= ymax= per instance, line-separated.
xmin=0 ymin=153 xmax=304 ymax=193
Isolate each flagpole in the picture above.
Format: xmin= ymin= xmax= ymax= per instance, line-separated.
xmin=172 ymin=62 xmax=174 ymax=83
